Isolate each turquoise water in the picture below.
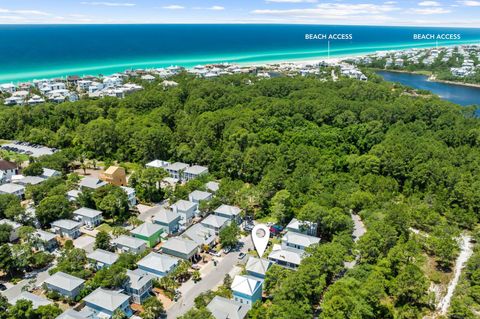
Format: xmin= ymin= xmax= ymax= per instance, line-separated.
xmin=0 ymin=24 xmax=479 ymax=83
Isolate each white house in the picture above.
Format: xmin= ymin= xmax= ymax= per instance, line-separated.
xmin=0 ymin=219 xmax=21 ymax=242
xmin=121 ymin=186 xmax=137 ymax=207
xmin=165 ymin=162 xmax=189 ymax=180
xmin=145 ymin=159 xmax=170 ymax=169
xmin=184 ymin=165 xmax=209 ymax=181
xmin=207 ymin=296 xmax=249 ymax=319
xmin=51 ymin=219 xmax=81 ymax=239
xmin=171 ymin=200 xmax=197 ymax=228
xmin=87 ymin=249 xmax=119 ymax=269
xmin=112 ymin=235 xmax=147 ymax=254
xmin=0 ymin=160 xmax=17 ymax=184
xmin=44 ymin=271 xmax=85 ymax=299
xmin=73 ymin=207 xmax=103 ymax=227
xmin=201 ymin=214 xmax=229 ymax=234
xmin=214 ymin=204 xmax=242 ymax=224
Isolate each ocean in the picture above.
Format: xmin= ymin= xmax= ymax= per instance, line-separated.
xmin=0 ymin=24 xmax=479 ymax=83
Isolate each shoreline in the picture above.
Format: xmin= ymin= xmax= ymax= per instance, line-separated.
xmin=375 ymin=69 xmax=480 ymax=89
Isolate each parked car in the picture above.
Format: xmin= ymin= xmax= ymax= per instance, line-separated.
xmin=209 ymin=250 xmax=221 ymax=257
xmin=0 ymin=283 xmax=6 ymax=291
xmin=238 ymin=252 xmax=246 ymax=259
xmin=191 ymin=264 xmax=201 ymax=270
xmin=223 ymin=247 xmax=232 ymax=254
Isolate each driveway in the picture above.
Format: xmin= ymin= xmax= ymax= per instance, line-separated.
xmin=1 ymin=266 xmax=52 ymax=301
xmin=166 ymin=235 xmax=254 ymax=318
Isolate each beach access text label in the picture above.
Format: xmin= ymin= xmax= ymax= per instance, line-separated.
xmin=413 ymin=33 xmax=461 ymax=40
xmin=305 ymin=34 xmax=353 ymax=40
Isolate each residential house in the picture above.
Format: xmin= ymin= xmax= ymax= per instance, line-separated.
xmin=201 ymin=214 xmax=229 ymax=235
xmin=207 ymin=296 xmax=249 ymax=319
xmin=165 ymin=162 xmax=189 ymax=180
xmin=121 ymin=186 xmax=137 ymax=207
xmin=14 ymin=176 xmax=46 ymax=186
xmin=245 ymin=257 xmax=272 ymax=279
xmin=83 ymin=288 xmax=133 ymax=318
xmin=150 ymin=207 xmax=181 ymax=235
xmin=171 ymin=200 xmax=196 ymax=228
xmin=130 ymin=222 xmax=163 ymax=248
xmin=79 ymin=177 xmax=107 ymax=190
xmin=44 ymin=271 xmax=85 ymax=299
xmin=161 ymin=237 xmax=199 ymax=261
xmin=10 ymin=292 xmax=52 ymax=309
xmin=285 ymin=218 xmax=318 ymax=237
xmin=124 ymin=269 xmax=154 ymax=304
xmin=183 ymin=165 xmax=209 ymax=181
xmin=41 ymin=168 xmax=61 ymax=179
xmin=112 ymin=235 xmax=147 ymax=254
xmin=183 ymin=223 xmax=216 ymax=248
xmin=188 ymin=190 xmax=212 ymax=204
xmin=231 ymin=275 xmax=263 ymax=308
xmin=100 ymin=166 xmax=127 ymax=187
xmin=34 ymin=230 xmax=58 ymax=251
xmin=67 ymin=189 xmax=82 ymax=202
xmin=145 ymin=159 xmax=169 ymax=169
xmin=73 ymin=207 xmax=103 ymax=227
xmin=205 ymin=181 xmax=220 ymax=193
xmin=214 ymin=204 xmax=242 ymax=224
xmin=56 ymin=308 xmax=95 ymax=319
xmin=51 ymin=219 xmax=82 ymax=239
xmin=268 ymin=245 xmax=303 ymax=270
xmin=0 ymin=183 xmax=25 ymax=198
xmin=281 ymin=231 xmax=320 ymax=251
xmin=0 ymin=160 xmax=17 ymax=184
xmin=136 ymin=252 xmax=180 ymax=278
xmin=0 ymin=219 xmax=21 ymax=241
xmin=0 ymin=83 xmax=16 ymax=94
xmin=87 ymin=249 xmax=119 ymax=269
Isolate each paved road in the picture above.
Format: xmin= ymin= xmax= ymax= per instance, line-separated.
xmin=166 ymin=235 xmax=254 ymax=318
xmin=345 ymin=213 xmax=366 ymax=269
xmin=1 ymin=267 xmax=51 ymax=301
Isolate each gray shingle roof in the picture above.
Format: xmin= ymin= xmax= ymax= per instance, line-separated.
xmin=112 ymin=235 xmax=146 ymax=249
xmin=214 ymin=205 xmax=241 ymax=217
xmin=184 ymin=165 xmax=208 ymax=175
xmin=151 ymin=207 xmax=180 ymax=224
xmin=79 ymin=177 xmax=107 ymax=189
xmin=172 ymin=199 xmax=196 ymax=212
xmin=0 ymin=183 xmax=25 ymax=194
xmin=183 ymin=223 xmax=216 ymax=246
xmin=189 ymin=190 xmax=212 ymax=202
xmin=51 ymin=219 xmax=81 ymax=230
xmin=282 ymin=231 xmax=320 ymax=248
xmin=246 ymin=257 xmax=272 ymax=276
xmin=10 ymin=292 xmax=52 ymax=309
xmin=126 ymin=269 xmax=154 ymax=290
xmin=201 ymin=214 xmax=229 ymax=229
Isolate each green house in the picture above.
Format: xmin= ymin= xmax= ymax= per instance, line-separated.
xmin=130 ymin=222 xmax=163 ymax=247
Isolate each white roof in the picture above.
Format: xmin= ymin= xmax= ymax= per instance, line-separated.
xmin=282 ymin=231 xmax=320 ymax=248
xmin=35 ymin=229 xmax=57 ymax=241
xmin=231 ymin=275 xmax=262 ymax=297
xmin=201 ymin=214 xmax=229 ymax=229
xmin=87 ymin=249 xmax=119 ymax=265
xmin=52 ymin=219 xmax=81 ymax=230
xmin=207 ymin=296 xmax=249 ymax=319
xmin=0 ymin=183 xmax=25 ymax=194
xmin=137 ymin=252 xmax=180 ymax=272
xmin=45 ymin=271 xmax=85 ymax=291
xmin=183 ymin=223 xmax=216 ymax=246
xmin=268 ymin=246 xmax=303 ymax=266
xmin=214 ymin=204 xmax=241 ymax=217
xmin=126 ymin=269 xmax=154 ymax=290
xmin=67 ymin=189 xmax=82 ymax=198
xmin=162 ymin=237 xmax=198 ymax=255
xmin=73 ymin=207 xmax=102 ymax=219
xmin=131 ymin=222 xmax=163 ymax=237
xmin=112 ymin=235 xmax=146 ymax=249
xmin=42 ymin=168 xmax=60 ymax=178
xmin=145 ymin=159 xmax=170 ymax=168
xmin=165 ymin=162 xmax=189 ymax=172
xmin=286 ymin=218 xmax=317 ymax=232
xmin=0 ymin=219 xmax=21 ymax=230
xmin=172 ymin=199 xmax=196 ymax=212
xmin=246 ymin=257 xmax=272 ymax=276
xmin=205 ymin=181 xmax=220 ymax=192
xmin=151 ymin=207 xmax=180 ymax=224
xmin=10 ymin=292 xmax=52 ymax=309
xmin=189 ymin=190 xmax=212 ymax=202
xmin=184 ymin=165 xmax=208 ymax=175
xmin=83 ymin=288 xmax=130 ymax=312
xmin=56 ymin=309 xmax=94 ymax=319
xmin=16 ymin=176 xmax=45 ymax=185
xmin=121 ymin=186 xmax=135 ymax=195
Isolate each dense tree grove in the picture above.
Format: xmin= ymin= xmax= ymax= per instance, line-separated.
xmin=1 ymin=73 xmax=480 ymax=317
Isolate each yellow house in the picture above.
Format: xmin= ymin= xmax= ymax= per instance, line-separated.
xmin=100 ymin=166 xmax=127 ymax=186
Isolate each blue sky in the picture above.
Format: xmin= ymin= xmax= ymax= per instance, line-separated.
xmin=0 ymin=0 xmax=479 ymax=26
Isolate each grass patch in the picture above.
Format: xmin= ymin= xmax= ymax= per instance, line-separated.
xmin=256 ymin=216 xmax=276 ymax=224
xmin=0 ymin=149 xmax=29 ymax=163
xmin=96 ymin=223 xmax=113 ymax=233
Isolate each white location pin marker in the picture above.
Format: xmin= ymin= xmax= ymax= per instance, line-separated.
xmin=252 ymin=224 xmax=270 ymax=258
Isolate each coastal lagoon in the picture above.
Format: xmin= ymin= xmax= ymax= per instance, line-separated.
xmin=376 ymin=71 xmax=480 ymax=107
xmin=0 ymin=24 xmax=479 ymax=83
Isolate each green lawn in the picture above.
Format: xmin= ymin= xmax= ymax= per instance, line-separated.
xmin=255 ymin=216 xmax=276 ymax=224
xmin=96 ymin=223 xmax=113 ymax=233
